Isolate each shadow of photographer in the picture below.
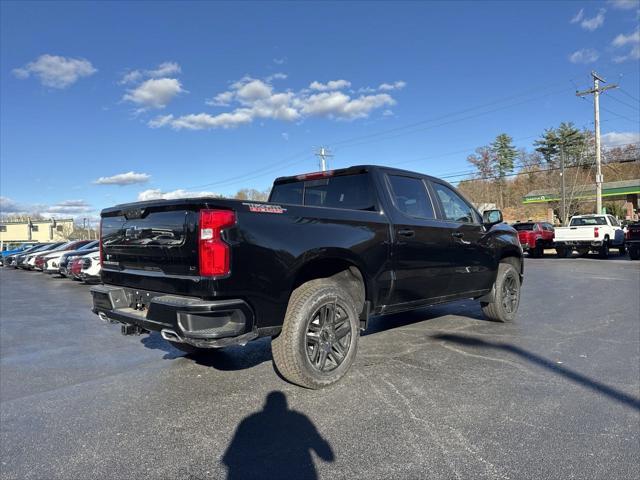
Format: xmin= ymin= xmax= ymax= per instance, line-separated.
xmin=222 ymin=391 xmax=334 ymax=479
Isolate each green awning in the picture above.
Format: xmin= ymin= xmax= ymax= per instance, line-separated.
xmin=522 ymin=179 xmax=640 ymax=204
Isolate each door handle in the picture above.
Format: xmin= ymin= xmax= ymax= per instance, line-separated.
xmin=398 ymin=229 xmax=415 ymax=238
xmin=452 ymin=232 xmax=471 ymax=245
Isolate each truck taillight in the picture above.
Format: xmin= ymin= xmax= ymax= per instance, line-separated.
xmin=594 ymin=227 xmax=599 ymax=238
xmin=199 ymin=209 xmax=235 ymax=277
xmin=99 ymin=219 xmax=103 ymax=266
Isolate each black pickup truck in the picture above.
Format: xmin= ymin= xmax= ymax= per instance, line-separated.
xmin=91 ymin=165 xmax=523 ymax=388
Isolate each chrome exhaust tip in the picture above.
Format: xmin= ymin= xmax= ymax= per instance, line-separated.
xmin=161 ymin=329 xmax=183 ymax=343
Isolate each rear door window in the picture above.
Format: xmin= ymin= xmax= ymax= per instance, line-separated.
xmin=387 ymin=175 xmax=435 ymax=219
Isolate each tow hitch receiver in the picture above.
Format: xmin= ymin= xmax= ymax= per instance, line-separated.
xmin=121 ymin=324 xmax=147 ymax=336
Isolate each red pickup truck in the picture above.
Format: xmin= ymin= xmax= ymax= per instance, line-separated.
xmin=626 ymin=222 xmax=640 ymax=260
xmin=511 ymin=222 xmax=555 ymax=258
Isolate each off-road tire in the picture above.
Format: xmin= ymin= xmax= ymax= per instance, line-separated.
xmin=481 ymin=262 xmax=521 ymax=323
xmin=629 ymin=247 xmax=640 ymax=260
xmin=272 ymin=278 xmax=360 ymax=389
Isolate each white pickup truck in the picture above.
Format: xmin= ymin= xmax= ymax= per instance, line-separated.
xmin=554 ymin=214 xmax=625 ymax=258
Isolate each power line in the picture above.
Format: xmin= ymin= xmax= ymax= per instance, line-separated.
xmin=619 ymin=88 xmax=640 ymax=103
xmin=605 ymin=91 xmax=640 ymax=111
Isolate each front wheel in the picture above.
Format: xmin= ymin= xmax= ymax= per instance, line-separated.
xmin=481 ymin=262 xmax=521 ymax=323
xmin=272 ymin=278 xmax=360 ymax=389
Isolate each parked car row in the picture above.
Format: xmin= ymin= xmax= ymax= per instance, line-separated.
xmin=2 ymin=239 xmax=102 ymax=281
xmin=511 ymin=214 xmax=639 ymax=260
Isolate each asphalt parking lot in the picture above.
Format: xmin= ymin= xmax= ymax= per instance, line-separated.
xmin=1 ymin=257 xmax=639 ymax=480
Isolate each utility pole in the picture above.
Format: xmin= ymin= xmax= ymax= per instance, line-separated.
xmin=560 ymin=143 xmax=566 ymax=226
xmin=315 ymin=146 xmax=333 ymax=171
xmin=576 ymin=71 xmax=618 ymax=214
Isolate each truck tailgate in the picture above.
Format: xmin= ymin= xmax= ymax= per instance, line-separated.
xmin=554 ymin=226 xmax=597 ymax=242
xmin=102 ymin=208 xmax=199 ymax=277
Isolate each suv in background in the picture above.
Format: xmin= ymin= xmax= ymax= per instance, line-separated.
xmin=511 ymin=221 xmax=555 ymax=257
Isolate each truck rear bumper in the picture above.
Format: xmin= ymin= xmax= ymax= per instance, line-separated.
xmin=90 ymin=285 xmax=256 ymax=348
xmin=555 ymin=240 xmax=603 ymax=247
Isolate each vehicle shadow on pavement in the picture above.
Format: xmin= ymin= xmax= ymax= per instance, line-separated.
xmin=364 ymin=300 xmax=487 ymax=336
xmin=140 ymin=332 xmax=273 ymax=370
xmin=222 ymin=391 xmax=334 ymax=480
xmin=433 ymin=333 xmax=640 ymax=411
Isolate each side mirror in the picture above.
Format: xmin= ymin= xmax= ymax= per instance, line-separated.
xmin=483 ymin=209 xmax=503 ymax=225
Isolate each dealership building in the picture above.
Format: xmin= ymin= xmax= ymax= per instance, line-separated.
xmin=0 ymin=218 xmax=74 ymax=245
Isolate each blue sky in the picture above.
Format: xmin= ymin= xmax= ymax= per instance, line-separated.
xmin=1 ymin=0 xmax=639 ymax=220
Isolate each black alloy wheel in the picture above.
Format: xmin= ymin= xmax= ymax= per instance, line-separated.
xmin=305 ymin=299 xmax=352 ymax=373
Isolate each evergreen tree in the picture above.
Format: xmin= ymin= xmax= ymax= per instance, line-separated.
xmin=533 ymin=122 xmax=588 ymax=166
xmin=491 ymin=133 xmax=517 ymax=179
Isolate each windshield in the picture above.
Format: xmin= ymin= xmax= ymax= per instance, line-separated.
xmin=570 ymin=217 xmax=607 ymax=226
xmin=512 ymin=223 xmax=536 ymax=231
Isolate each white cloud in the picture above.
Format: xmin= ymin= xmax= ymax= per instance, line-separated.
xmin=611 ymin=28 xmax=640 ymax=62
xmin=93 ymin=171 xmax=151 ymax=185
xmin=119 ymin=61 xmax=182 ymax=85
xmin=273 ymin=57 xmax=287 ymax=65
xmin=608 ymin=0 xmax=639 ymax=10
xmin=12 ymin=54 xmax=97 ymax=89
xmin=236 ymin=79 xmax=273 ymax=101
xmin=206 ymin=90 xmax=234 ymax=106
xmin=137 ymin=189 xmax=219 ymax=201
xmin=147 ymin=61 xmax=181 ymax=78
xmin=155 ymin=74 xmax=400 ymax=130
xmin=266 ymin=72 xmax=287 ymax=82
xmin=580 ymin=9 xmax=606 ymax=31
xmin=570 ymin=8 xmax=585 ymax=23
xmin=569 ymin=48 xmax=600 ymax=63
xmin=602 ymin=131 xmax=640 ymax=147
xmin=378 ymin=81 xmax=407 ymax=91
xmin=612 ymin=28 xmax=640 ymax=46
xmin=0 ymin=197 xmax=93 ymax=217
xmin=613 ymin=44 xmax=640 ymax=62
xmin=123 ymin=78 xmax=185 ymax=109
xmin=299 ymin=91 xmax=395 ymax=119
xmin=46 ymin=200 xmax=93 ymax=214
xmin=281 ymin=132 xmax=289 ymax=141
xmin=309 ymin=80 xmax=352 ymax=91
xmin=148 ymin=114 xmax=175 ymax=128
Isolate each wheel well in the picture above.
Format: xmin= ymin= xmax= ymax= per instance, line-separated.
xmin=500 ymin=253 xmax=523 ymax=276
xmin=292 ymin=258 xmax=366 ymax=314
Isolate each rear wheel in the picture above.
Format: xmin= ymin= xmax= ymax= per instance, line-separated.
xmin=577 ymin=248 xmax=590 ymax=257
xmin=530 ymin=243 xmax=543 ymax=258
xmin=556 ymin=246 xmax=571 ymax=258
xmin=629 ymin=246 xmax=640 ymax=260
xmin=481 ymin=262 xmax=521 ymax=323
xmin=272 ymin=278 xmax=359 ymax=389
xmin=618 ymin=245 xmax=626 ymax=255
